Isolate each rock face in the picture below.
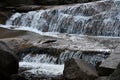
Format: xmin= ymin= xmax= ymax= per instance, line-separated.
xmin=34 ymin=0 xmax=99 ymax=5
xmin=0 ymin=49 xmax=19 ymax=80
xmin=0 ymin=27 xmax=120 ymax=80
xmin=95 ymin=77 xmax=109 ymax=80
xmin=0 ymin=12 xmax=8 ymax=24
xmin=1 ymin=0 xmax=34 ymax=6
xmin=63 ymin=58 xmax=98 ymax=80
xmin=98 ymin=53 xmax=119 ymax=76
xmin=1 ymin=0 xmax=99 ymax=6
xmin=109 ymin=63 xmax=120 ymax=80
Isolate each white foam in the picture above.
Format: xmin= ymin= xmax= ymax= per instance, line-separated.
xmin=19 ymin=62 xmax=64 ymax=76
xmin=22 ymin=54 xmax=57 ymax=64
xmin=0 ymin=24 xmax=60 ymax=37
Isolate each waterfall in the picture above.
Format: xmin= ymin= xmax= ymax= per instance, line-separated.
xmin=3 ymin=0 xmax=120 ymax=79
xmin=19 ymin=47 xmax=110 ymax=66
xmin=6 ymin=0 xmax=120 ymax=36
xmin=18 ymin=48 xmax=110 ymax=79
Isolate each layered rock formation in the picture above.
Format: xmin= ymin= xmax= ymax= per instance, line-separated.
xmin=0 ymin=25 xmax=120 ymax=80
xmin=0 ymin=0 xmax=120 ymax=80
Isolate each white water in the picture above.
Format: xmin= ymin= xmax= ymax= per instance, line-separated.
xmin=19 ymin=53 xmax=64 ymax=77
xmin=6 ymin=0 xmax=120 ymax=36
xmin=1 ymin=0 xmax=120 ymax=79
xmin=19 ymin=62 xmax=64 ymax=76
xmin=22 ymin=54 xmax=57 ymax=64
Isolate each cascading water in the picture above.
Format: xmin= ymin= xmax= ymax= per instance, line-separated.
xmin=17 ymin=46 xmax=110 ymax=79
xmin=19 ymin=49 xmax=110 ymax=66
xmin=6 ymin=0 xmax=120 ymax=36
xmin=3 ymin=0 xmax=120 ymax=79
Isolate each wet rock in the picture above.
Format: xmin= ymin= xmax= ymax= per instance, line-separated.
xmin=2 ymin=0 xmax=34 ymax=6
xmin=19 ymin=71 xmax=58 ymax=80
xmin=19 ymin=67 xmax=32 ymax=73
xmin=0 ymin=12 xmax=8 ymax=24
xmin=17 ymin=46 xmax=64 ymax=61
xmin=34 ymin=0 xmax=99 ymax=5
xmin=109 ymin=63 xmax=120 ymax=80
xmin=95 ymin=77 xmax=109 ymax=80
xmin=0 ymin=49 xmax=19 ymax=80
xmin=52 ymin=75 xmax=64 ymax=80
xmin=0 ymin=27 xmax=28 ymax=38
xmin=98 ymin=67 xmax=114 ymax=76
xmin=63 ymin=58 xmax=99 ymax=80
xmin=98 ymin=52 xmax=120 ymax=76
xmin=14 ymin=5 xmax=49 ymax=12
xmin=12 ymin=74 xmax=28 ymax=80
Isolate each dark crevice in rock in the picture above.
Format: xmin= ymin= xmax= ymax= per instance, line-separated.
xmin=98 ymin=67 xmax=115 ymax=76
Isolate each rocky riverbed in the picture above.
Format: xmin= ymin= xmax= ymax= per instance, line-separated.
xmin=0 ymin=25 xmax=120 ymax=80
xmin=0 ymin=0 xmax=120 ymax=80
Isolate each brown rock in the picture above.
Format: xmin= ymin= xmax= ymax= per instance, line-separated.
xmin=2 ymin=0 xmax=34 ymax=6
xmin=63 ymin=58 xmax=99 ymax=80
xmin=95 ymin=77 xmax=109 ymax=80
xmin=0 ymin=49 xmax=19 ymax=80
xmin=0 ymin=12 xmax=8 ymax=24
xmin=12 ymin=74 xmax=28 ymax=80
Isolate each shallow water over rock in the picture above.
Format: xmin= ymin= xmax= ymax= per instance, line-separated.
xmin=6 ymin=0 xmax=120 ymax=36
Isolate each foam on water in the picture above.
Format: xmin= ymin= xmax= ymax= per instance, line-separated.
xmin=0 ymin=24 xmax=60 ymax=37
xmin=22 ymin=54 xmax=57 ymax=64
xmin=19 ymin=62 xmax=64 ymax=76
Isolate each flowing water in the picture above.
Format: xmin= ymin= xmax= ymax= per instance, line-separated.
xmin=3 ymin=0 xmax=120 ymax=79
xmin=6 ymin=0 xmax=120 ymax=36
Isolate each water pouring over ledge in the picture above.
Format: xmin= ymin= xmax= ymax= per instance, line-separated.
xmin=6 ymin=0 xmax=120 ymax=36
xmin=3 ymin=0 xmax=120 ymax=79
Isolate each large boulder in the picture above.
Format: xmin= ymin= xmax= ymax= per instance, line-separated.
xmin=98 ymin=44 xmax=120 ymax=76
xmin=0 ymin=12 xmax=8 ymax=24
xmin=109 ymin=63 xmax=120 ymax=80
xmin=0 ymin=49 xmax=19 ymax=80
xmin=63 ymin=58 xmax=99 ymax=80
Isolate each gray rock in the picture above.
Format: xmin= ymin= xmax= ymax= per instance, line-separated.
xmin=95 ymin=77 xmax=109 ymax=80
xmin=99 ymin=47 xmax=120 ymax=76
xmin=109 ymin=63 xmax=120 ymax=80
xmin=0 ymin=49 xmax=19 ymax=80
xmin=63 ymin=58 xmax=99 ymax=80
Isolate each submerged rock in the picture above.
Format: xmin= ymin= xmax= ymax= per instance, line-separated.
xmin=63 ymin=58 xmax=98 ymax=80
xmin=0 ymin=49 xmax=19 ymax=80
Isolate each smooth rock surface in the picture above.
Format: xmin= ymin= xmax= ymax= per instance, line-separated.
xmin=109 ymin=63 xmax=120 ymax=80
xmin=63 ymin=58 xmax=98 ymax=80
xmin=0 ymin=12 xmax=8 ymax=24
xmin=98 ymin=52 xmax=120 ymax=76
xmin=0 ymin=49 xmax=19 ymax=80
